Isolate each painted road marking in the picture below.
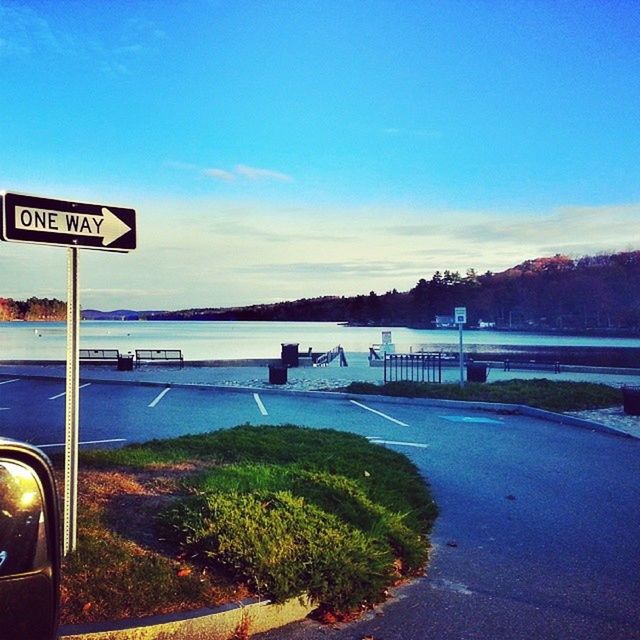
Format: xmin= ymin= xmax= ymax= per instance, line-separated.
xmin=0 ymin=379 xmax=20 ymax=385
xmin=440 ymin=415 xmax=503 ymax=425
xmin=148 ymin=387 xmax=171 ymax=408
xmin=49 ymin=382 xmax=92 ymax=400
xmin=370 ymin=439 xmax=429 ymax=449
xmin=0 ymin=408 xmax=9 ymax=411
xmin=38 ymin=438 xmax=127 ymax=449
xmin=253 ymin=393 xmax=269 ymax=416
xmin=350 ymin=400 xmax=409 ymax=427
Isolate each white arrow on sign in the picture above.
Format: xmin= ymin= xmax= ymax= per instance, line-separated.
xmin=15 ymin=206 xmax=131 ymax=246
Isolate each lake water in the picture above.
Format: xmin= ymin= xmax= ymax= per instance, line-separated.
xmin=2 ymin=321 xmax=640 ymax=361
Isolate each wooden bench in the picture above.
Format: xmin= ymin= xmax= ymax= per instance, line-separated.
xmin=79 ymin=349 xmax=120 ymax=364
xmin=135 ymin=349 xmax=183 ymax=367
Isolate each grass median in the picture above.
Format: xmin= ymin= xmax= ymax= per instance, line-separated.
xmin=60 ymin=424 xmax=437 ymax=626
xmin=339 ymin=379 xmax=623 ymax=412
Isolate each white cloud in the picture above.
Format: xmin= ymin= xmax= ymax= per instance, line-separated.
xmin=234 ymin=164 xmax=293 ymax=182
xmin=82 ymin=287 xmax=177 ymax=299
xmin=198 ymin=164 xmax=293 ymax=183
xmin=204 ymin=168 xmax=235 ymax=182
xmin=170 ymin=161 xmax=293 ymax=183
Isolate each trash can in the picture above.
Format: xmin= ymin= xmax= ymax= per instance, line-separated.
xmin=622 ymin=386 xmax=640 ymax=416
xmin=466 ymin=363 xmax=487 ymax=383
xmin=281 ymin=343 xmax=299 ymax=368
xmin=269 ymin=364 xmax=287 ymax=384
xmin=117 ymin=354 xmax=134 ymax=371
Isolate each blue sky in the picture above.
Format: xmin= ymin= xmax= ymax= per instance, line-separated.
xmin=1 ymin=0 xmax=639 ymax=309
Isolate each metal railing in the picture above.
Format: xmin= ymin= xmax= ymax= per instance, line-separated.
xmin=384 ymin=352 xmax=442 ymax=383
xmin=316 ymin=345 xmax=348 ymax=367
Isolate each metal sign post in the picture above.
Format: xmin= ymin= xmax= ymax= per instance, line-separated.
xmin=1 ymin=191 xmax=136 ymax=556
xmin=454 ymin=307 xmax=467 ymax=388
xmin=458 ymin=322 xmax=464 ymax=387
xmin=64 ymin=248 xmax=80 ymax=554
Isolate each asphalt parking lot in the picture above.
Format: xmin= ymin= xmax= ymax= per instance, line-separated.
xmin=0 ymin=376 xmax=521 ymax=450
xmin=2 ymin=375 xmax=639 ymax=640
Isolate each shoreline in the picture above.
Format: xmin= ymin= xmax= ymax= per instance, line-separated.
xmin=7 ymin=316 xmax=640 ymax=338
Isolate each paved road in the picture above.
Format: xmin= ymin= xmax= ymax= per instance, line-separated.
xmin=1 ymin=376 xmax=639 ymax=639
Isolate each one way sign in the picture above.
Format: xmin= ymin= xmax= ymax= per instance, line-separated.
xmin=0 ymin=191 xmax=136 ymax=252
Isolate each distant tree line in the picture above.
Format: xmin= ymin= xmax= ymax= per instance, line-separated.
xmin=150 ymin=251 xmax=640 ymax=332
xmin=0 ymin=297 xmax=66 ymax=321
xmin=6 ymin=251 xmax=639 ymax=332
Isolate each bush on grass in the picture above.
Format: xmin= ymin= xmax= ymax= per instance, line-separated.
xmin=158 ymin=490 xmax=394 ymax=612
xmin=185 ymin=464 xmax=429 ymax=573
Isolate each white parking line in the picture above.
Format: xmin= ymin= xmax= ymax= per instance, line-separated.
xmin=48 ymin=382 xmax=92 ymax=400
xmin=253 ymin=393 xmax=268 ymax=416
xmin=38 ymin=438 xmax=127 ymax=449
xmin=349 ymin=400 xmax=409 ymax=427
xmin=148 ymin=387 xmax=171 ymax=408
xmin=439 ymin=415 xmax=503 ymax=425
xmin=0 ymin=408 xmax=9 ymax=411
xmin=369 ymin=439 xmax=429 ymax=449
xmin=0 ymin=379 xmax=19 ymax=385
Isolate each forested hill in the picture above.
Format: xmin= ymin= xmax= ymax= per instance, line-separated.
xmin=150 ymin=251 xmax=640 ymax=332
xmin=4 ymin=251 xmax=639 ymax=331
xmin=0 ymin=297 xmax=66 ymax=321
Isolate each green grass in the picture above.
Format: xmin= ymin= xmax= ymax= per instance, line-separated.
xmin=340 ymin=379 xmax=623 ymax=412
xmin=82 ymin=425 xmax=437 ymax=532
xmin=80 ymin=425 xmax=437 ymax=615
xmin=61 ymin=503 xmax=217 ymax=624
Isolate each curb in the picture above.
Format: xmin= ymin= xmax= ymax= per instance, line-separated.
xmin=60 ymin=595 xmax=315 ymax=640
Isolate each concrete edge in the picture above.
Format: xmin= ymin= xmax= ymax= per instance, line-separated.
xmin=0 ymin=370 xmax=635 ymax=440
xmin=5 ymin=358 xmax=640 ymax=375
xmin=0 ymin=360 xmax=68 ymax=365
xmin=0 ymin=359 xmax=280 ymax=367
xmin=59 ymin=595 xmax=316 ymax=640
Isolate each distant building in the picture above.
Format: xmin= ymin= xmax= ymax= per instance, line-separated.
xmin=478 ymin=319 xmax=496 ymax=329
xmin=434 ymin=315 xmax=455 ymax=328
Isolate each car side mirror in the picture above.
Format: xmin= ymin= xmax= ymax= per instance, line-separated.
xmin=0 ymin=440 xmax=61 ymax=640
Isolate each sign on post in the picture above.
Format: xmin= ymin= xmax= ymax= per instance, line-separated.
xmin=454 ymin=307 xmax=467 ymax=388
xmin=1 ymin=190 xmax=136 ymax=556
xmin=1 ymin=192 xmax=136 ymax=251
xmin=380 ymin=330 xmax=395 ymax=355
